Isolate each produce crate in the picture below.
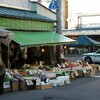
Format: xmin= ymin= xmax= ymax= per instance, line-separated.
xmin=77 ymin=70 xmax=83 ymax=77
xmin=70 ymin=72 xmax=76 ymax=79
xmin=3 ymin=81 xmax=11 ymax=93
xmin=11 ymin=80 xmax=19 ymax=92
xmin=19 ymin=80 xmax=26 ymax=91
xmin=35 ymin=83 xmax=52 ymax=90
xmin=24 ymin=79 xmax=36 ymax=90
xmin=35 ymin=85 xmax=41 ymax=90
xmin=4 ymin=88 xmax=11 ymax=93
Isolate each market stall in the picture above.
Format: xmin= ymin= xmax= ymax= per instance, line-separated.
xmin=1 ymin=30 xmax=100 ymax=93
xmin=3 ymin=60 xmax=100 ymax=92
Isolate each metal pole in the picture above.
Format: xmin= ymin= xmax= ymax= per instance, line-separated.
xmin=7 ymin=43 xmax=10 ymax=72
xmin=7 ymin=32 xmax=13 ymax=72
xmin=56 ymin=0 xmax=62 ymax=34
xmin=56 ymin=0 xmax=62 ymax=64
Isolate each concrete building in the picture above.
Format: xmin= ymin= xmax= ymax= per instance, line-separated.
xmin=37 ymin=0 xmax=100 ymax=51
xmin=30 ymin=1 xmax=56 ymax=20
xmin=62 ymin=0 xmax=100 ymax=42
xmin=0 ymin=0 xmax=75 ymax=67
xmin=0 ymin=0 xmax=29 ymax=10
xmin=0 ymin=0 xmax=99 ymax=42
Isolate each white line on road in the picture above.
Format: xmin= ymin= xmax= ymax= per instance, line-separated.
xmin=95 ymin=76 xmax=100 ymax=78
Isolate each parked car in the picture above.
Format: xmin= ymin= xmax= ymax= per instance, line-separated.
xmin=82 ymin=49 xmax=100 ymax=63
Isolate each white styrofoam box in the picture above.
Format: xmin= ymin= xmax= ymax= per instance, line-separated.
xmin=72 ymin=65 xmax=83 ymax=71
xmin=3 ymin=81 xmax=11 ymax=89
xmin=74 ymin=71 xmax=79 ymax=76
xmin=46 ymin=73 xmax=56 ymax=79
xmin=82 ymin=66 xmax=93 ymax=70
xmin=56 ymin=76 xmax=70 ymax=85
xmin=61 ymin=68 xmax=71 ymax=72
xmin=56 ymin=79 xmax=65 ymax=86
xmin=36 ymin=77 xmax=41 ymax=85
xmin=49 ymin=79 xmax=58 ymax=87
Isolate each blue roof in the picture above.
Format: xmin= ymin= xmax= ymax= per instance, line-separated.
xmin=0 ymin=6 xmax=55 ymax=22
xmin=76 ymin=35 xmax=100 ymax=45
xmin=67 ymin=35 xmax=100 ymax=47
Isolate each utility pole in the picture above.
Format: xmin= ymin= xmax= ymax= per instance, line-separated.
xmin=49 ymin=0 xmax=62 ymax=64
xmin=56 ymin=0 xmax=62 ymax=34
xmin=49 ymin=0 xmax=62 ymax=33
xmin=56 ymin=0 xmax=62 ymax=64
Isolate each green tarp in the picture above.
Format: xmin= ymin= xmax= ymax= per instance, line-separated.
xmin=12 ymin=31 xmax=75 ymax=47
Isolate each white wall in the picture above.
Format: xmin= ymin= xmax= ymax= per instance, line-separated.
xmin=61 ymin=0 xmax=66 ymax=29
xmin=0 ymin=0 xmax=29 ymax=10
xmin=67 ymin=0 xmax=100 ymax=29
xmin=37 ymin=4 xmax=56 ymax=20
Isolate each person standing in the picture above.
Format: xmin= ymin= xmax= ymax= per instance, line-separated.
xmin=60 ymin=49 xmax=65 ymax=63
xmin=0 ymin=54 xmax=6 ymax=95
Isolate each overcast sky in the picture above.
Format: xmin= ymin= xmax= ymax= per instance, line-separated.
xmin=71 ymin=0 xmax=100 ymax=14
xmin=30 ymin=0 xmax=100 ymax=27
xmin=31 ymin=0 xmax=100 ymax=14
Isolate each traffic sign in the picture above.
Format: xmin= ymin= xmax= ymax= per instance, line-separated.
xmin=49 ymin=0 xmax=58 ymax=10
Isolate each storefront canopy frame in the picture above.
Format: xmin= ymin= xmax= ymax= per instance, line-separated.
xmin=12 ymin=31 xmax=75 ymax=47
xmin=0 ymin=29 xmax=13 ymax=39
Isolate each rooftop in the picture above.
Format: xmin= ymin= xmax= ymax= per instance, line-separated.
xmin=0 ymin=6 xmax=55 ymax=22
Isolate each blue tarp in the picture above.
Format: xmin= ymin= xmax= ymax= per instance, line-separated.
xmin=67 ymin=35 xmax=100 ymax=47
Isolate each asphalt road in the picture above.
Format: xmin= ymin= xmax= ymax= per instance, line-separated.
xmin=0 ymin=54 xmax=100 ymax=100
xmin=1 ymin=71 xmax=100 ymax=100
xmin=64 ymin=54 xmax=83 ymax=62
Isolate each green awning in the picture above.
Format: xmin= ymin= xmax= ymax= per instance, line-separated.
xmin=12 ymin=31 xmax=75 ymax=47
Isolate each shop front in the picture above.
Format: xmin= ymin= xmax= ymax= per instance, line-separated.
xmin=1 ymin=31 xmax=75 ymax=69
xmin=0 ymin=6 xmax=76 ymax=92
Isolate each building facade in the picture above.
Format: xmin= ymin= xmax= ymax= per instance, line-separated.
xmin=61 ymin=0 xmax=100 ymax=42
xmin=30 ymin=0 xmax=100 ymax=42
xmin=0 ymin=0 xmax=74 ymax=68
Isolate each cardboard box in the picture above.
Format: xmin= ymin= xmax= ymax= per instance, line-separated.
xmin=35 ymin=84 xmax=52 ymax=90
xmin=97 ymin=65 xmax=100 ymax=71
xmin=19 ymin=81 xmax=26 ymax=91
xmin=35 ymin=85 xmax=41 ymax=90
xmin=11 ymin=81 xmax=19 ymax=92
xmin=3 ymin=81 xmax=11 ymax=93
xmin=77 ymin=70 xmax=83 ymax=77
xmin=41 ymin=84 xmax=52 ymax=89
xmin=25 ymin=79 xmax=36 ymax=90
xmin=4 ymin=88 xmax=11 ymax=93
xmin=70 ymin=72 xmax=76 ymax=79
xmin=84 ymin=72 xmax=90 ymax=78
xmin=93 ymin=67 xmax=97 ymax=73
xmin=90 ymin=71 xmax=95 ymax=77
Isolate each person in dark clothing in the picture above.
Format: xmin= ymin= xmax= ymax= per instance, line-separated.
xmin=0 ymin=54 xmax=6 ymax=95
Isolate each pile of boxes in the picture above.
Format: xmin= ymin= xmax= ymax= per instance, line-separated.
xmin=3 ymin=63 xmax=100 ymax=92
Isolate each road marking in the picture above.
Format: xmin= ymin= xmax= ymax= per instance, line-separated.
xmin=95 ymin=76 xmax=100 ymax=78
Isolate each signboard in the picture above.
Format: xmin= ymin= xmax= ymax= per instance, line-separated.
xmin=49 ymin=0 xmax=58 ymax=10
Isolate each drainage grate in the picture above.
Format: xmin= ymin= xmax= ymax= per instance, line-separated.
xmin=42 ymin=96 xmax=70 ymax=100
xmin=42 ymin=96 xmax=53 ymax=100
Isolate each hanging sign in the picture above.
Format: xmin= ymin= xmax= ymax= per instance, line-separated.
xmin=49 ymin=0 xmax=58 ymax=10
